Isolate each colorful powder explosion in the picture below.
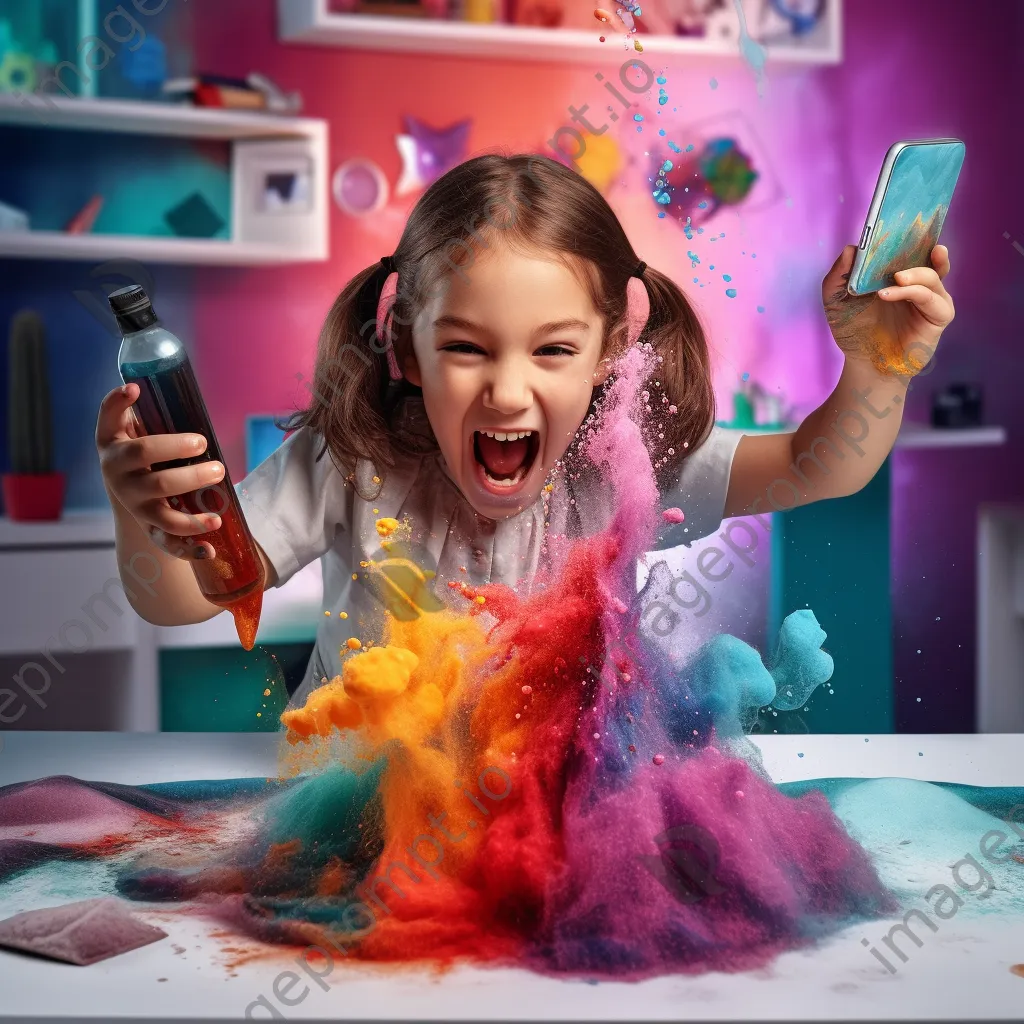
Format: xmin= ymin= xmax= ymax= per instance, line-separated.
xmin=0 ymin=345 xmax=903 ymax=980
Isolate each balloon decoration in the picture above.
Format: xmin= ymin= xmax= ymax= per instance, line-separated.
xmin=332 ymin=158 xmax=389 ymax=217
xmin=650 ymin=137 xmax=758 ymax=228
xmin=395 ymin=116 xmax=472 ymax=196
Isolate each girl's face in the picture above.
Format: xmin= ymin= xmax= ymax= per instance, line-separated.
xmin=405 ymin=244 xmax=611 ymax=521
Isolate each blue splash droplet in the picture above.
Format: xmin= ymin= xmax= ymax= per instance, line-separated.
xmin=661 ymin=159 xmax=673 ymax=173
xmin=658 ymin=128 xmax=666 ymax=136
xmin=797 ymin=752 xmax=804 ymax=758
xmin=656 ymin=75 xmax=667 ymax=84
xmin=633 ymin=113 xmax=644 ymax=122
xmin=697 ymin=200 xmax=708 ymax=209
xmin=757 ymin=305 xmax=765 ymax=313
xmin=723 ymin=274 xmax=732 ymax=282
xmin=741 ymin=372 xmax=750 ymax=381
xmin=709 ymin=78 xmax=718 ymax=89
xmin=685 ymin=144 xmax=695 ymax=152
xmin=725 ymin=288 xmax=737 ymax=298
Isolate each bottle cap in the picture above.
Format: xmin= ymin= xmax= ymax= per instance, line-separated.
xmin=108 ymin=285 xmax=159 ymax=333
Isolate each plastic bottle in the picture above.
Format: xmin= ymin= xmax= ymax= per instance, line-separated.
xmin=108 ymin=285 xmax=264 ymax=650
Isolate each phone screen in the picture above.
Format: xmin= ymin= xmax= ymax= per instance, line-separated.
xmin=850 ymin=141 xmax=965 ymax=296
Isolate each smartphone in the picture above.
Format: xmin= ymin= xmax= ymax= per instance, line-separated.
xmin=847 ymin=139 xmax=965 ymax=297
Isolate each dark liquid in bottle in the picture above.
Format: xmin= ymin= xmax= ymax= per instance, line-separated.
xmin=121 ymin=352 xmax=264 ymax=650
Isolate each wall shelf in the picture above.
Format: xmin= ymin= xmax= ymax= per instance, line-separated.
xmin=0 ymin=229 xmax=325 ymax=266
xmin=278 ymin=0 xmax=842 ymax=65
xmin=0 ymin=95 xmax=329 ymax=266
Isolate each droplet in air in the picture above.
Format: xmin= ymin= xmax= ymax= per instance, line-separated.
xmin=652 ymin=753 xmax=665 ymax=765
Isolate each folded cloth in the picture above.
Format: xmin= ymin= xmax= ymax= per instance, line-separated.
xmin=0 ymin=898 xmax=167 ymax=965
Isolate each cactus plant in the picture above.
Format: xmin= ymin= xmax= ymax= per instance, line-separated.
xmin=7 ymin=310 xmax=53 ymax=475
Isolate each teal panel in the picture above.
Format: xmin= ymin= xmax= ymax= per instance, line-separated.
xmin=160 ymin=644 xmax=312 ymax=733
xmin=767 ymin=458 xmax=893 ymax=733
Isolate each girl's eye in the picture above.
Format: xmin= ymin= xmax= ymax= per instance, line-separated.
xmin=442 ymin=342 xmax=484 ymax=354
xmin=536 ymin=344 xmax=576 ymax=357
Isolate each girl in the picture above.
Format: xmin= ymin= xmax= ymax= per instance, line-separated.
xmin=96 ymin=153 xmax=954 ymax=708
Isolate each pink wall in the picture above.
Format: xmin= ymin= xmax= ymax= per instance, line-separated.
xmin=191 ymin=1 xmax=1024 ymax=730
xmin=191 ymin=0 xmax=857 ymax=474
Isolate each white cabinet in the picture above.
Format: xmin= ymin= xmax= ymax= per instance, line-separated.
xmin=0 ymin=511 xmax=322 ymax=730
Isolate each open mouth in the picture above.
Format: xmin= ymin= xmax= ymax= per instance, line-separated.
xmin=472 ymin=429 xmax=540 ymax=493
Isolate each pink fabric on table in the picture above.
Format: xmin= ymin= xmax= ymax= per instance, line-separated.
xmin=0 ymin=898 xmax=167 ymax=966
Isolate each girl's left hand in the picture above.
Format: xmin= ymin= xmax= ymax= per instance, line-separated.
xmin=822 ymin=244 xmax=955 ymax=378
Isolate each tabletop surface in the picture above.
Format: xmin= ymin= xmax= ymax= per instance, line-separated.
xmin=0 ymin=731 xmax=1022 ymax=1023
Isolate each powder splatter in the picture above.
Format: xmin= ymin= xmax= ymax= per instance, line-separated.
xmin=732 ymin=0 xmax=768 ymax=95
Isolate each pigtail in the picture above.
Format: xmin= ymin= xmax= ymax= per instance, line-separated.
xmin=633 ymin=267 xmax=717 ymax=488
xmin=279 ymin=263 xmax=433 ymax=485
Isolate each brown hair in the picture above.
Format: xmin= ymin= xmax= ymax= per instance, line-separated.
xmin=282 ymin=153 xmax=715 ymax=491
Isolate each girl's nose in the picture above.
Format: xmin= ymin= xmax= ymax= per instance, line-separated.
xmin=483 ymin=363 xmax=532 ymax=414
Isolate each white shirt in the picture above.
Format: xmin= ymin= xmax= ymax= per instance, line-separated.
xmin=235 ymin=399 xmax=742 ymax=708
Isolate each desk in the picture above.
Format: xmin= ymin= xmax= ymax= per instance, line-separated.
xmin=0 ymin=732 xmax=1023 ymax=1023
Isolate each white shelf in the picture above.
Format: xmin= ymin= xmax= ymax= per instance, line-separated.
xmin=0 ymin=93 xmax=324 ymax=141
xmin=0 ymin=510 xmax=115 ymax=549
xmin=0 ymin=95 xmax=330 ymax=266
xmin=721 ymin=423 xmax=1008 ymax=450
xmin=278 ymin=0 xmax=842 ymax=65
xmin=0 ymin=229 xmax=325 ymax=266
xmin=895 ymin=423 xmax=1007 ymax=450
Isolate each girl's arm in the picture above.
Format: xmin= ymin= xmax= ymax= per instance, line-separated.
xmin=723 ymin=244 xmax=954 ymax=518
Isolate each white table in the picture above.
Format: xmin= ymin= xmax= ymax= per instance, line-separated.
xmin=1 ymin=732 xmax=1023 ymax=1023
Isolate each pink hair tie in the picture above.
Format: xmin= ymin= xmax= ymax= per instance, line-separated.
xmin=375 ymin=268 xmax=402 ymax=381
xmin=625 ymin=267 xmax=650 ymax=347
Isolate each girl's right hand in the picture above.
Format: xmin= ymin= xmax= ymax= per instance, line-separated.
xmin=95 ymin=383 xmax=223 ymax=561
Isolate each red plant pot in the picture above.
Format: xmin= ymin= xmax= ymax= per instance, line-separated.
xmin=2 ymin=472 xmax=66 ymax=522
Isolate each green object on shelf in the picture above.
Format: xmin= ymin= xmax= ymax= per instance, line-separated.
xmin=731 ymin=391 xmax=757 ymax=429
xmin=768 ymin=457 xmax=893 ymax=733
xmin=160 ymin=645 xmax=302 ymax=732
